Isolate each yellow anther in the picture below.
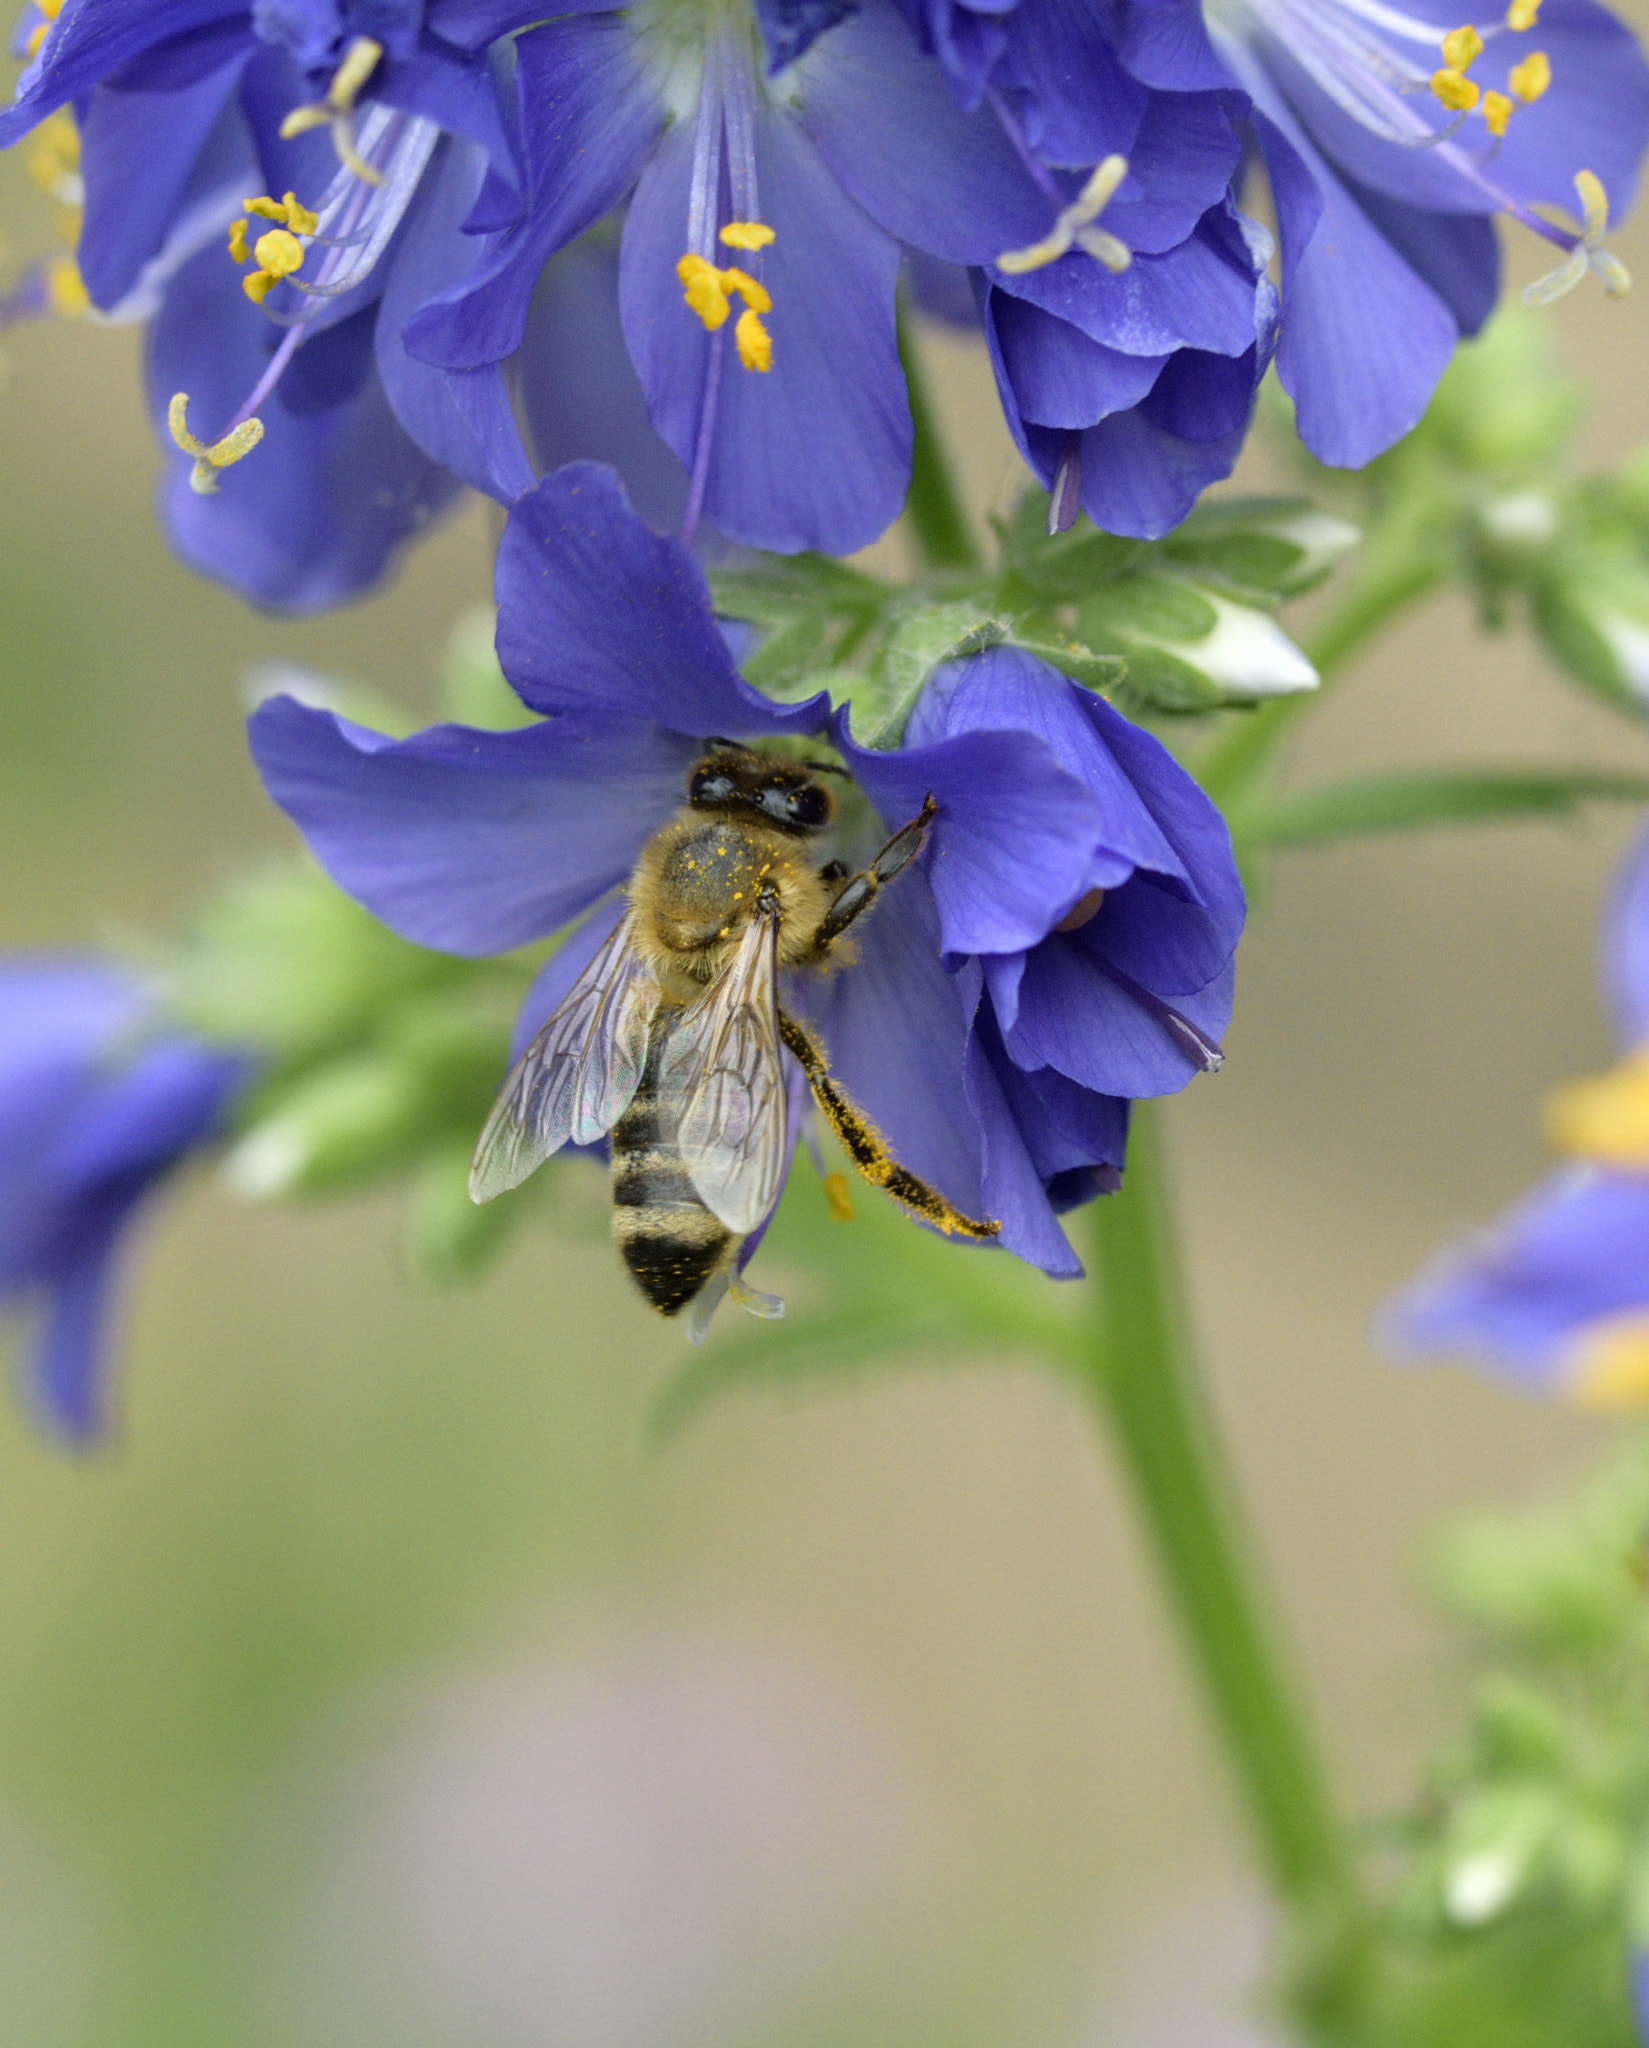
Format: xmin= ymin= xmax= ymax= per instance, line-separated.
xmin=1509 ymin=48 xmax=1551 ymax=100
xmin=227 ymin=217 xmax=250 ymax=264
xmin=719 ymin=220 xmax=775 ymax=251
xmin=1482 ymin=88 xmax=1513 ymax=135
xmin=244 ymin=194 xmax=288 ymax=222
xmin=167 ymin=392 xmax=265 ymax=495
xmin=678 ymin=252 xmax=731 ymax=329
xmin=1567 ymin=1313 xmax=1649 ymax=1410
xmin=996 ymin=154 xmax=1132 ymax=276
xmin=278 ymin=37 xmax=386 ymax=185
xmin=1431 ymin=67 xmax=1481 ymax=111
xmin=283 ymin=193 xmax=319 ymax=235
xmin=1526 ymin=168 xmax=1631 ymax=303
xmin=735 ymin=307 xmax=772 ymax=372
xmin=243 ymin=226 xmax=304 ymax=303
xmin=822 ymin=1170 xmax=854 ymax=1222
xmin=1441 ymin=23 xmax=1484 ymax=68
xmin=678 ymin=253 xmax=775 ymax=368
xmin=1506 ymin=0 xmax=1540 ymax=27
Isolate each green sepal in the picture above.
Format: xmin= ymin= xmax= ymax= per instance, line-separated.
xmin=1009 ymin=635 xmax=1128 ymax=693
xmin=851 ymin=600 xmax=1009 ymax=747
xmin=1157 ymin=497 xmax=1359 ymax=602
xmin=1531 ymin=554 xmax=1649 ymax=716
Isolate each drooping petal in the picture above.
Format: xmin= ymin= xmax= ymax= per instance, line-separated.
xmin=991 ymin=0 xmax=1150 ymax=168
xmin=76 ymin=46 xmax=246 ymax=310
xmin=375 ymin=135 xmax=536 ymax=500
xmin=796 ymin=0 xmax=1054 ymax=265
xmin=28 ymin=1196 xmax=129 ymax=1446
xmin=986 ymin=289 xmax=1169 ymax=429
xmin=1607 ymin=822 xmax=1649 ymax=1047
xmin=403 ymin=14 xmax=662 ymax=375
xmin=1105 ymin=0 xmax=1232 ymax=92
xmin=994 ymin=936 xmax=1233 ymax=1096
xmin=248 ymin=696 xmax=696 ymax=955
xmin=1243 ymin=93 xmax=1458 ymax=467
xmin=0 ymin=0 xmax=240 ymax=144
xmin=46 ymin=1038 xmax=244 ymax=1196
xmin=619 ymin=85 xmax=909 ymax=556
xmin=494 ymin=465 xmax=832 ymax=736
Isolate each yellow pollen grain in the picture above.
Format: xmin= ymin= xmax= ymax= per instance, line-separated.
xmin=1441 ymin=23 xmax=1484 ymax=68
xmin=1509 ymin=49 xmax=1551 ymax=100
xmin=243 ymin=226 xmax=304 ymax=303
xmin=1482 ymin=88 xmax=1513 ymax=135
xmin=1507 ymin=0 xmax=1540 ymax=27
xmin=1432 ymin=66 xmax=1481 ymax=110
xmin=678 ymin=253 xmax=731 ymax=329
xmin=719 ymin=220 xmax=775 ymax=250
xmin=227 ymin=217 xmax=250 ymax=263
xmin=1567 ymin=1313 xmax=1649 ymax=1410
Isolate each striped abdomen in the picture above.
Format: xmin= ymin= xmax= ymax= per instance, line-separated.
xmin=609 ymin=1015 xmax=731 ymax=1315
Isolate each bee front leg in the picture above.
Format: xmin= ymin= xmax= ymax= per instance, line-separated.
xmin=807 ymin=796 xmax=936 ymax=959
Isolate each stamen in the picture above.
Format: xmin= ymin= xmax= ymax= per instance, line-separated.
xmin=24 ymin=109 xmax=80 ymax=210
xmin=822 ymin=1170 xmax=854 ymax=1221
xmin=243 ymin=227 xmax=304 ymax=303
xmin=278 ymin=37 xmax=386 ymax=187
xmin=1049 ymin=437 xmax=1083 ymax=535
xmin=996 ymin=155 xmax=1132 ymax=277
xmin=1431 ymin=65 xmax=1480 ymax=111
xmin=167 ymin=393 xmax=265 ymax=495
xmin=45 ymin=255 xmax=86 ymax=316
xmin=1525 ymin=169 xmax=1631 ymax=305
xmin=1481 ymin=88 xmax=1512 ymax=135
xmin=720 ymin=221 xmax=775 ymax=250
xmin=1509 ymin=49 xmax=1550 ymax=100
xmin=1440 ymin=23 xmax=1484 ymax=68
xmin=1506 ymin=0 xmax=1540 ymax=26
xmin=1091 ymin=955 xmax=1225 ymax=1072
xmin=675 ymin=251 xmax=773 ymax=370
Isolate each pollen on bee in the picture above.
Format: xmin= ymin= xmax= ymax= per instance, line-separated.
xmin=822 ymin=1171 xmax=855 ymax=1222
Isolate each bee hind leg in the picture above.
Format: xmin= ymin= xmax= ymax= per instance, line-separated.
xmin=806 ymin=796 xmax=937 ymax=960
xmin=776 ymin=1007 xmax=999 ymax=1240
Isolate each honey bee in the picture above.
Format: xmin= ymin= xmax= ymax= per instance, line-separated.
xmin=470 ymin=739 xmax=1000 ymax=1335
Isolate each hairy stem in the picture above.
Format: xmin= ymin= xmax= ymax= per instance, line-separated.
xmin=898 ymin=314 xmax=980 ymax=572
xmin=1080 ymin=1105 xmax=1353 ymax=1916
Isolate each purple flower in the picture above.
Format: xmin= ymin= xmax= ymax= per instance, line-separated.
xmin=402 ymin=0 xmax=1270 ymax=552
xmin=1 ymin=0 xmax=541 ymax=609
xmin=248 ymin=463 xmax=1243 ymax=1284
xmin=1199 ymin=0 xmax=1649 ymax=467
xmin=1388 ymin=820 xmax=1649 ymax=1407
xmin=0 ymin=959 xmax=246 ymax=1442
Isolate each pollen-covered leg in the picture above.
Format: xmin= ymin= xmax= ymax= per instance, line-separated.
xmin=777 ymin=1009 xmax=1000 ymax=1240
xmin=806 ymin=796 xmax=937 ymax=960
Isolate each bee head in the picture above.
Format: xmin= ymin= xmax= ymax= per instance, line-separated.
xmin=688 ymin=739 xmax=840 ymax=835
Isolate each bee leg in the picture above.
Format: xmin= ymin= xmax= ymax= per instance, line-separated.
xmin=807 ymin=795 xmax=937 ymax=959
xmin=776 ymin=1007 xmax=1000 ymax=1240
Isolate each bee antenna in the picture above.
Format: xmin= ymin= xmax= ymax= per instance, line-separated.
xmin=702 ymin=736 xmax=750 ymax=755
xmin=803 ymin=758 xmax=849 ymax=778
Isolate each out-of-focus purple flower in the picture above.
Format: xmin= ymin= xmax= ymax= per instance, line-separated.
xmin=0 ymin=0 xmax=543 ymax=609
xmin=1198 ymin=0 xmax=1649 ymax=467
xmin=0 ymin=959 xmax=246 ymax=1442
xmin=1388 ymin=820 xmax=1649 ymax=1408
xmin=248 ymin=463 xmax=1242 ymax=1283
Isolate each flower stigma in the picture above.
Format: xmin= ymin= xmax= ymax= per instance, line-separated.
xmin=996 ymin=155 xmax=1132 ymax=276
xmin=1525 ymin=168 xmax=1631 ymax=304
xmin=166 ymin=393 xmax=266 ymax=495
xmin=278 ymin=35 xmax=387 ymax=185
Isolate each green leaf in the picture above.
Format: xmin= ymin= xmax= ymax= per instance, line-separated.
xmin=1160 ymin=497 xmax=1360 ymax=601
xmin=853 ymin=600 xmax=1009 ymax=746
xmin=708 ymin=554 xmax=887 ymax=627
xmin=1237 ymin=766 xmax=1649 ymax=851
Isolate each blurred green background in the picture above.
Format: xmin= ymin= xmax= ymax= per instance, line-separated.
xmin=6 ymin=70 xmax=1649 ymax=2048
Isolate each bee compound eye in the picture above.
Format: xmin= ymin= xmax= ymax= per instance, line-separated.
xmin=788 ymin=785 xmax=831 ymax=828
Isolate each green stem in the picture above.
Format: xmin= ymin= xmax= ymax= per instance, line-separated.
xmin=898 ymin=314 xmax=980 ymax=572
xmin=1080 ymin=1104 xmax=1352 ymax=1915
xmin=1197 ymin=543 xmax=1446 ymax=810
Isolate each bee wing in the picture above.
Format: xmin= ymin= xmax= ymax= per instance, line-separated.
xmin=469 ymin=913 xmax=661 ymax=1203
xmin=664 ymin=908 xmax=788 ymax=1234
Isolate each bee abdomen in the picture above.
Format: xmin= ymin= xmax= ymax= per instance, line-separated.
xmin=610 ymin=1076 xmax=731 ymax=1317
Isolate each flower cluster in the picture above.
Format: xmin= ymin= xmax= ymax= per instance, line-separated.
xmin=1390 ymin=822 xmax=1649 ymax=1407
xmin=249 ymin=463 xmax=1243 ymax=1301
xmin=3 ymin=0 xmax=1644 ymax=603
xmin=0 ymin=959 xmax=246 ymax=1441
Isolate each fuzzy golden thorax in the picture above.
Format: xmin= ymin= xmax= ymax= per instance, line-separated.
xmin=627 ymin=815 xmax=834 ymax=998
